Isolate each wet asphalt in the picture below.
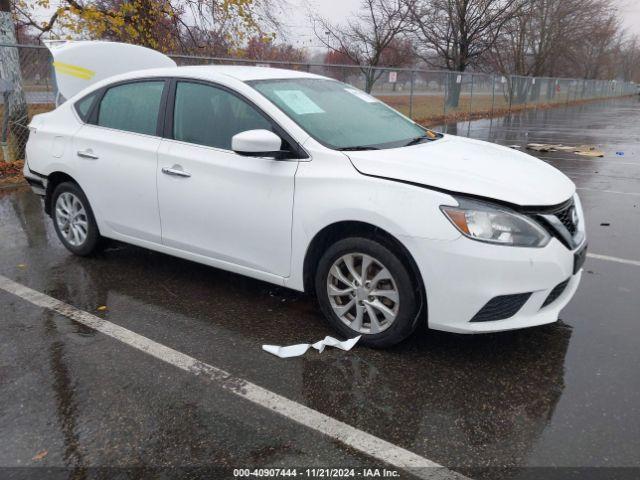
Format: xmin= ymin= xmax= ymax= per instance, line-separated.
xmin=1 ymin=97 xmax=639 ymax=479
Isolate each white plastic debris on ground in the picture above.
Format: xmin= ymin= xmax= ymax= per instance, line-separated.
xmin=262 ymin=335 xmax=361 ymax=358
xmin=526 ymin=143 xmax=605 ymax=157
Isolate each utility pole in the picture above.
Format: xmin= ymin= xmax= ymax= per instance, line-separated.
xmin=0 ymin=0 xmax=29 ymax=162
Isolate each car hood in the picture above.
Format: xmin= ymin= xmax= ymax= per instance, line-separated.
xmin=346 ymin=135 xmax=575 ymax=206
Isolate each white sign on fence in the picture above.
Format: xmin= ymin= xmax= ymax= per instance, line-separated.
xmin=456 ymin=74 xmax=462 ymax=84
xmin=388 ymin=71 xmax=397 ymax=83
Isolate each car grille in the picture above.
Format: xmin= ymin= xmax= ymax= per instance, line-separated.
xmin=525 ymin=198 xmax=580 ymax=249
xmin=541 ymin=279 xmax=570 ymax=308
xmin=554 ymin=202 xmax=578 ymax=235
xmin=470 ymin=293 xmax=532 ymax=322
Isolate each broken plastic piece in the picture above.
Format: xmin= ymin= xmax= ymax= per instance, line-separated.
xmin=526 ymin=143 xmax=604 ymax=157
xmin=526 ymin=143 xmax=553 ymax=152
xmin=311 ymin=335 xmax=361 ymax=353
xmin=574 ymin=150 xmax=604 ymax=158
xmin=263 ymin=335 xmax=361 ymax=358
xmin=262 ymin=343 xmax=312 ymax=358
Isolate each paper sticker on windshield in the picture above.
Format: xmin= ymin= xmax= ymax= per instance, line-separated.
xmin=345 ymin=88 xmax=379 ymax=103
xmin=274 ymin=90 xmax=324 ymax=115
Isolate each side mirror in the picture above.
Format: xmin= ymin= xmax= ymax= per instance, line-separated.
xmin=232 ymin=129 xmax=284 ymax=158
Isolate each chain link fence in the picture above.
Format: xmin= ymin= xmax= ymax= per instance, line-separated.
xmin=1 ymin=43 xmax=636 ymax=162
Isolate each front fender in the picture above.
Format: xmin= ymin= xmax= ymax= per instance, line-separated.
xmin=285 ymin=154 xmax=460 ymax=291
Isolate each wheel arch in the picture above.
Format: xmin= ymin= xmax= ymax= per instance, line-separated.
xmin=44 ymin=171 xmax=78 ymax=215
xmin=302 ymin=221 xmax=426 ymax=319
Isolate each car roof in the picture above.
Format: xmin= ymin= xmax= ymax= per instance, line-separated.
xmin=176 ymin=65 xmax=326 ymax=81
xmin=117 ymin=65 xmax=327 ymax=83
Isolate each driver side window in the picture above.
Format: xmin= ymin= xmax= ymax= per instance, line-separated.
xmin=173 ymin=81 xmax=274 ymax=150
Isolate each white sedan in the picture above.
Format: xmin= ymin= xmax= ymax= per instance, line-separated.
xmin=24 ymin=44 xmax=587 ymax=347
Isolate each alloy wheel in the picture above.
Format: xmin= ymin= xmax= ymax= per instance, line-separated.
xmin=55 ymin=192 xmax=89 ymax=247
xmin=326 ymin=253 xmax=400 ymax=334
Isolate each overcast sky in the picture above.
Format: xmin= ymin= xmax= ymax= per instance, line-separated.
xmin=616 ymin=0 xmax=640 ymax=35
xmin=288 ymin=0 xmax=640 ymax=52
xmin=29 ymin=0 xmax=640 ymax=50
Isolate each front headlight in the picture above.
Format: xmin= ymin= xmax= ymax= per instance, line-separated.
xmin=441 ymin=198 xmax=551 ymax=247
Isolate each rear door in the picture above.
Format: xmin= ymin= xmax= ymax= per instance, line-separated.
xmin=73 ymin=79 xmax=168 ymax=243
xmin=156 ymin=80 xmax=298 ymax=277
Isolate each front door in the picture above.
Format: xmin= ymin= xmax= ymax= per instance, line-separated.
xmin=157 ymin=80 xmax=298 ymax=277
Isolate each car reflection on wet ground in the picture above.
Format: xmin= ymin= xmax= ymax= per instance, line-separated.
xmin=1 ymin=97 xmax=639 ymax=479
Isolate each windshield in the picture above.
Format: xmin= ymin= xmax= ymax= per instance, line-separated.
xmin=248 ymin=78 xmax=433 ymax=150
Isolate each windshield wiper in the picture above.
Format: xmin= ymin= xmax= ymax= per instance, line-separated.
xmin=404 ymin=130 xmax=440 ymax=147
xmin=337 ymin=145 xmax=380 ymax=151
xmin=404 ymin=135 xmax=429 ymax=146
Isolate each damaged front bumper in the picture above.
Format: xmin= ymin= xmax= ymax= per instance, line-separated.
xmin=406 ymin=233 xmax=585 ymax=334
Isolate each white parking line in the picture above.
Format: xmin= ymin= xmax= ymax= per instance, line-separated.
xmin=0 ymin=274 xmax=468 ymax=480
xmin=588 ymin=253 xmax=640 ymax=268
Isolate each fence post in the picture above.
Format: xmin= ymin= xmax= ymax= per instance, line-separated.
xmin=508 ymin=76 xmax=513 ymax=116
xmin=443 ymin=72 xmax=448 ymax=132
xmin=468 ymin=73 xmax=475 ymax=119
xmin=490 ymin=74 xmax=496 ymax=118
xmin=409 ymin=70 xmax=415 ymax=119
xmin=50 ymin=59 xmax=60 ymax=106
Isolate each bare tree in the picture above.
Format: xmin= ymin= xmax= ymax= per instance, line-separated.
xmin=183 ymin=0 xmax=289 ymax=53
xmin=488 ymin=0 xmax=621 ymax=77
xmin=565 ymin=11 xmax=621 ymax=80
xmin=485 ymin=0 xmax=623 ymax=102
xmin=487 ymin=0 xmax=584 ymax=102
xmin=13 ymin=0 xmax=287 ymax=55
xmin=407 ymin=0 xmax=523 ymax=107
xmin=618 ymin=35 xmax=640 ymax=83
xmin=312 ymin=0 xmax=413 ymax=92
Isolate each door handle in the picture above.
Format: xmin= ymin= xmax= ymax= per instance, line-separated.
xmin=161 ymin=165 xmax=191 ymax=178
xmin=77 ymin=149 xmax=99 ymax=160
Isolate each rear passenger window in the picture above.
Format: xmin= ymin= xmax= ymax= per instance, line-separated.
xmin=75 ymin=91 xmax=98 ymax=122
xmin=173 ymin=81 xmax=273 ymax=149
xmin=97 ymin=81 xmax=164 ymax=135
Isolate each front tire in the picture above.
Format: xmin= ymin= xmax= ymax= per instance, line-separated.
xmin=315 ymin=237 xmax=421 ymax=348
xmin=51 ymin=182 xmax=102 ymax=256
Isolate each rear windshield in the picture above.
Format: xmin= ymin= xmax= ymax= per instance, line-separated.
xmin=248 ymin=78 xmax=431 ymax=150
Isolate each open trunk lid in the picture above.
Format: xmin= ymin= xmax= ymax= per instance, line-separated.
xmin=45 ymin=40 xmax=176 ymax=102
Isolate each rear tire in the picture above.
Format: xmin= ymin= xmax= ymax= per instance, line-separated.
xmin=51 ymin=182 xmax=102 ymax=256
xmin=315 ymin=237 xmax=421 ymax=348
